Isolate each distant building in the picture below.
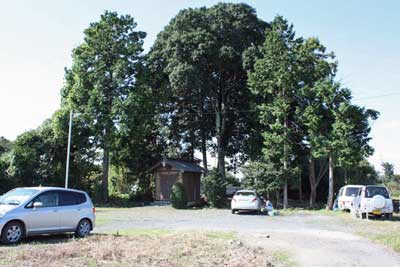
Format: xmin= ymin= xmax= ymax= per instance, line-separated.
xmin=148 ymin=159 xmax=205 ymax=202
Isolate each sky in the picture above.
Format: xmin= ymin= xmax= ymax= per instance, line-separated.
xmin=0 ymin=0 xmax=399 ymax=172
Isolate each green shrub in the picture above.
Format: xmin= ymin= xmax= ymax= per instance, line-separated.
xmin=109 ymin=192 xmax=131 ymax=207
xmin=170 ymin=182 xmax=187 ymax=209
xmin=202 ymin=169 xmax=227 ymax=208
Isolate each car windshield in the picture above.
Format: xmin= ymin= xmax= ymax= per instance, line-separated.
xmin=345 ymin=187 xmax=360 ymax=197
xmin=235 ymin=192 xmax=255 ymax=197
xmin=0 ymin=188 xmax=39 ymax=205
xmin=365 ymin=187 xmax=390 ymax=199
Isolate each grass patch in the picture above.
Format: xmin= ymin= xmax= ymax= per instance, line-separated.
xmin=0 ymin=232 xmax=274 ymax=267
xmin=272 ymin=250 xmax=296 ymax=267
xmin=373 ymin=233 xmax=400 ymax=252
xmin=205 ymin=231 xmax=236 ymax=240
xmin=107 ymin=228 xmax=172 ymax=237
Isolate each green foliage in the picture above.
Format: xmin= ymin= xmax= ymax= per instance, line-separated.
xmin=225 ymin=172 xmax=241 ymax=187
xmin=242 ymin=160 xmax=286 ymax=195
xmin=62 ymin=11 xmax=147 ymax=202
xmin=170 ymin=182 xmax=187 ymax=209
xmin=202 ymin=169 xmax=227 ymax=208
xmin=247 ymin=16 xmax=307 ymax=206
xmin=148 ymin=3 xmax=267 ymax=175
xmin=0 ymin=6 xmax=380 ymax=208
xmin=4 ymin=108 xmax=100 ymax=197
xmin=0 ymin=137 xmax=13 ymax=194
xmin=381 ymin=162 xmax=395 ymax=182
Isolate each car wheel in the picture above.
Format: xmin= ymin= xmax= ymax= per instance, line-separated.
xmin=361 ymin=212 xmax=367 ymax=219
xmin=231 ymin=209 xmax=236 ymax=214
xmin=1 ymin=221 xmax=24 ymax=244
xmin=75 ymin=219 xmax=92 ymax=238
xmin=385 ymin=213 xmax=393 ymax=220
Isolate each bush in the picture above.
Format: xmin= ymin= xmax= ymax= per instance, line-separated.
xmin=109 ymin=192 xmax=131 ymax=207
xmin=170 ymin=182 xmax=187 ymax=209
xmin=202 ymin=169 xmax=227 ymax=208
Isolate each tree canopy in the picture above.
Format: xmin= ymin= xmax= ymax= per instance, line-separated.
xmin=0 ymin=5 xmax=380 ymax=208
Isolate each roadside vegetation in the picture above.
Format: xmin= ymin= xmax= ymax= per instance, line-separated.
xmin=0 ymin=232 xmax=280 ymax=267
xmin=0 ymin=2 xmax=383 ymax=212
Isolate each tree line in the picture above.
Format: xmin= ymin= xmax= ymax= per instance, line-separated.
xmin=0 ymin=3 xmax=380 ymax=208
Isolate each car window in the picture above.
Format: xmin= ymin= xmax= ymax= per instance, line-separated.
xmin=338 ymin=188 xmax=344 ymax=196
xmin=59 ymin=191 xmax=86 ymax=206
xmin=0 ymin=188 xmax=39 ymax=205
xmin=235 ymin=192 xmax=255 ymax=197
xmin=345 ymin=187 xmax=359 ymax=197
xmin=33 ymin=191 xmax=59 ymax=207
xmin=365 ymin=187 xmax=390 ymax=199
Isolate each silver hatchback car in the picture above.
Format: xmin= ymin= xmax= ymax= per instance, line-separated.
xmin=0 ymin=187 xmax=95 ymax=244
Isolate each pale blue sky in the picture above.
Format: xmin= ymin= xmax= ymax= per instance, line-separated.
xmin=0 ymin=0 xmax=399 ymax=172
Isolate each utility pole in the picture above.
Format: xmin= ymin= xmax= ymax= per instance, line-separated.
xmin=65 ymin=110 xmax=73 ymax=188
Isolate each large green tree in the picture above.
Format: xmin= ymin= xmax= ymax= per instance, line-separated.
xmin=7 ymin=111 xmax=99 ymax=193
xmin=248 ymin=16 xmax=305 ymax=208
xmin=148 ymin=3 xmax=267 ymax=177
xmin=62 ymin=11 xmax=146 ymax=202
xmin=0 ymin=137 xmax=13 ymax=193
xmin=302 ymin=79 xmax=378 ymax=209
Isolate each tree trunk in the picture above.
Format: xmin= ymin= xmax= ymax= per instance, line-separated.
xmin=275 ymin=190 xmax=280 ymax=207
xmin=200 ymin=94 xmax=208 ymax=173
xmin=309 ymin=157 xmax=317 ymax=208
xmin=298 ymin=171 xmax=303 ymax=201
xmin=189 ymin=130 xmax=195 ymax=161
xmin=327 ymin=153 xmax=334 ymax=210
xmin=283 ymin=182 xmax=288 ymax=209
xmin=344 ymin=168 xmax=348 ymax=185
xmin=102 ymin=128 xmax=110 ymax=203
xmin=102 ymin=148 xmax=110 ymax=203
xmin=201 ymin=126 xmax=208 ymax=173
xmin=216 ymin=104 xmax=225 ymax=179
xmin=283 ymin=116 xmax=288 ymax=209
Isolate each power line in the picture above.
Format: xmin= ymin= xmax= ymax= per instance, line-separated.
xmin=353 ymin=92 xmax=400 ymax=101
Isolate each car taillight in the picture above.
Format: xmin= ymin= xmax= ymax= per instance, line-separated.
xmin=252 ymin=197 xmax=257 ymax=202
xmin=92 ymin=207 xmax=96 ymax=214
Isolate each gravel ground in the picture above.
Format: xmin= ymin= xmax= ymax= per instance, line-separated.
xmin=94 ymin=206 xmax=400 ymax=267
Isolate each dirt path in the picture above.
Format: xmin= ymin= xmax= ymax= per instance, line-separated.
xmin=95 ymin=207 xmax=400 ymax=267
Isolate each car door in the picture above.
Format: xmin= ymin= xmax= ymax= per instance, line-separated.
xmin=353 ymin=188 xmax=362 ymax=212
xmin=58 ymin=190 xmax=86 ymax=231
xmin=24 ymin=190 xmax=60 ymax=234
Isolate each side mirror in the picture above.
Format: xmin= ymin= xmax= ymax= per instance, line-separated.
xmin=33 ymin=202 xmax=43 ymax=209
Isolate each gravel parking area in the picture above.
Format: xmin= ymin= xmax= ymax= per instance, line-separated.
xmin=95 ymin=206 xmax=400 ymax=267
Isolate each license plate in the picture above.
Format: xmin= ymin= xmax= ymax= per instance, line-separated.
xmin=372 ymin=210 xmax=381 ymax=215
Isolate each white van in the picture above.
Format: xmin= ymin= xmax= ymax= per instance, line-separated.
xmin=337 ymin=185 xmax=362 ymax=211
xmin=352 ymin=185 xmax=393 ymax=219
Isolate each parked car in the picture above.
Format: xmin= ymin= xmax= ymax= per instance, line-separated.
xmin=231 ymin=190 xmax=261 ymax=214
xmin=337 ymin=185 xmax=363 ymax=211
xmin=351 ymin=185 xmax=393 ymax=219
xmin=0 ymin=187 xmax=95 ymax=244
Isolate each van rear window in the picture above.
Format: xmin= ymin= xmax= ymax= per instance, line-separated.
xmin=365 ymin=187 xmax=389 ymax=199
xmin=345 ymin=187 xmax=360 ymax=196
xmin=235 ymin=192 xmax=255 ymax=197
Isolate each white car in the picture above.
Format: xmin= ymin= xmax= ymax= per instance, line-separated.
xmin=231 ymin=190 xmax=261 ymax=214
xmin=337 ymin=185 xmax=362 ymax=211
xmin=351 ymin=185 xmax=393 ymax=219
xmin=0 ymin=187 xmax=96 ymax=244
